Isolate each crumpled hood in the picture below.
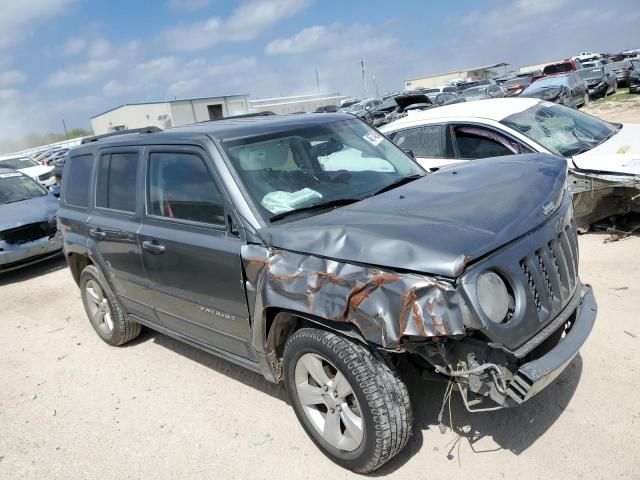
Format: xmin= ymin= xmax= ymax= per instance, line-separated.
xmin=0 ymin=194 xmax=59 ymax=231
xmin=258 ymin=153 xmax=567 ymax=277
xmin=573 ymin=124 xmax=640 ymax=175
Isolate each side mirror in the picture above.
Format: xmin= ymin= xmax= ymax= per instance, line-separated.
xmin=48 ymin=184 xmax=61 ymax=197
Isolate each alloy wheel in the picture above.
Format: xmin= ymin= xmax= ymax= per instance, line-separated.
xmin=294 ymin=352 xmax=364 ymax=451
xmin=85 ymin=279 xmax=114 ymax=335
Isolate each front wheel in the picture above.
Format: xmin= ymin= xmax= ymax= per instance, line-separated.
xmin=283 ymin=328 xmax=412 ymax=473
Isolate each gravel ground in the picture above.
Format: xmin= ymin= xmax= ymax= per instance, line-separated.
xmin=583 ymin=89 xmax=640 ymax=123
xmin=1 ymin=232 xmax=639 ymax=480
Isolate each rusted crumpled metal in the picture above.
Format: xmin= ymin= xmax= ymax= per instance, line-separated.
xmin=242 ymin=244 xmax=466 ymax=349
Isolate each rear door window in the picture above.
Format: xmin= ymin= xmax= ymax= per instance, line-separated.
xmin=64 ymin=154 xmax=94 ymax=207
xmin=96 ymin=152 xmax=139 ymax=212
xmin=391 ymin=125 xmax=446 ymax=158
xmin=452 ymin=125 xmax=529 ymax=159
xmin=147 ymin=152 xmax=225 ymax=225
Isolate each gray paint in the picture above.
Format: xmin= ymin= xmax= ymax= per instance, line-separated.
xmin=258 ymin=154 xmax=567 ymax=278
xmin=57 ymin=115 xmax=595 ymax=410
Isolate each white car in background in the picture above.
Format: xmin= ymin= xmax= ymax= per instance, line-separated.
xmin=0 ymin=156 xmax=56 ymax=187
xmin=379 ymin=98 xmax=640 ymax=229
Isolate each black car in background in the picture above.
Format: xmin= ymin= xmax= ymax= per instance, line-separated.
xmin=629 ymin=59 xmax=640 ymax=93
xmin=609 ymin=60 xmax=634 ymax=86
xmin=578 ymin=66 xmax=617 ymax=98
xmin=521 ymin=72 xmax=588 ymax=108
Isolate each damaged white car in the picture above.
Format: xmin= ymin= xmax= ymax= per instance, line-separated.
xmin=380 ymin=98 xmax=640 ymax=229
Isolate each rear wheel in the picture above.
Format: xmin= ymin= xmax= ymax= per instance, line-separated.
xmin=80 ymin=265 xmax=141 ymax=346
xmin=283 ymin=328 xmax=412 ymax=473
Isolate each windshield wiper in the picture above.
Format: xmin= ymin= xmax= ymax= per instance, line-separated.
xmin=370 ymin=174 xmax=423 ymax=196
xmin=269 ymin=198 xmax=361 ymax=222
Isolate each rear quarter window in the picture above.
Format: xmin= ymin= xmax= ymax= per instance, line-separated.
xmin=63 ymin=154 xmax=94 ymax=207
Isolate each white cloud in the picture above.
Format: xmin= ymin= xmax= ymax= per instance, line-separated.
xmin=102 ymin=80 xmax=138 ymax=97
xmin=166 ymin=78 xmax=203 ymax=97
xmin=160 ymin=0 xmax=313 ymax=51
xmin=266 ymin=25 xmax=327 ymax=55
xmin=0 ymin=0 xmax=76 ymax=49
xmin=0 ymin=69 xmax=27 ymax=87
xmin=167 ymin=0 xmax=210 ymax=11
xmin=62 ymin=37 xmax=86 ymax=56
xmin=47 ymin=59 xmax=119 ymax=87
xmin=88 ymin=38 xmax=113 ymax=59
xmin=266 ymin=23 xmax=398 ymax=60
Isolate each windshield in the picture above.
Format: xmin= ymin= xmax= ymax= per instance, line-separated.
xmin=579 ymin=68 xmax=604 ymax=80
xmin=524 ymin=77 xmax=568 ymax=93
xmin=221 ymin=118 xmax=423 ymax=221
xmin=501 ymin=102 xmax=619 ymax=156
xmin=0 ymin=157 xmax=38 ymax=169
xmin=0 ymin=172 xmax=47 ymax=204
xmin=462 ymin=87 xmax=488 ymax=97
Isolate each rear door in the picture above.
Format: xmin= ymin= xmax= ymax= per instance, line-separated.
xmin=86 ymin=148 xmax=150 ymax=319
xmin=138 ymin=146 xmax=254 ymax=359
xmin=387 ymin=124 xmax=455 ymax=171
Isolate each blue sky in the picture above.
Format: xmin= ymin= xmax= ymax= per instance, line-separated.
xmin=0 ymin=0 xmax=638 ymax=146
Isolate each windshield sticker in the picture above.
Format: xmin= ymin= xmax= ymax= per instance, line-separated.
xmin=0 ymin=172 xmax=22 ymax=178
xmin=363 ymin=131 xmax=383 ymax=146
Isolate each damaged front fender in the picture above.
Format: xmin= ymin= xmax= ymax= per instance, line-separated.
xmin=568 ymin=169 xmax=640 ymax=229
xmin=241 ymin=245 xmax=466 ymax=353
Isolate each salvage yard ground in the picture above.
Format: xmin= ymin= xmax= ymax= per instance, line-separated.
xmin=1 ymin=236 xmax=639 ymax=479
xmin=584 ymin=88 xmax=640 ymax=123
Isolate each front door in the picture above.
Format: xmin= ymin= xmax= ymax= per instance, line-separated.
xmin=138 ymin=147 xmax=254 ymax=359
xmin=87 ymin=149 xmax=150 ymax=319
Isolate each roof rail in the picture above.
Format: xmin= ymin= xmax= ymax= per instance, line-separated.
xmin=197 ymin=111 xmax=277 ymax=123
xmin=80 ymin=126 xmax=162 ymax=144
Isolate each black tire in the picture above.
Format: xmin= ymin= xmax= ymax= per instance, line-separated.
xmin=283 ymin=328 xmax=412 ymax=473
xmin=79 ymin=265 xmax=141 ymax=346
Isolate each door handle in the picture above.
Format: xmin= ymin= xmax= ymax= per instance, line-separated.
xmin=142 ymin=240 xmax=166 ymax=254
xmin=89 ymin=228 xmax=107 ymax=240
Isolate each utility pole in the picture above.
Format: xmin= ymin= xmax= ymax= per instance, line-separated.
xmin=315 ymin=68 xmax=320 ymax=94
xmin=360 ymin=58 xmax=368 ymax=98
xmin=372 ymin=72 xmax=380 ymax=97
xmin=62 ymin=119 xmax=69 ymax=139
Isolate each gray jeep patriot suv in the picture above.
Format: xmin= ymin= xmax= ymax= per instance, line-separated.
xmin=58 ymin=113 xmax=597 ymax=473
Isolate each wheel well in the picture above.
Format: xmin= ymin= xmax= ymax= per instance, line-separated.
xmin=67 ymin=253 xmax=92 ymax=286
xmin=263 ymin=308 xmax=368 ymax=382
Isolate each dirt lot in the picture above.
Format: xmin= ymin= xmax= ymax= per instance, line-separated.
xmin=1 ymin=232 xmax=639 ymax=480
xmin=583 ymin=88 xmax=640 ymax=123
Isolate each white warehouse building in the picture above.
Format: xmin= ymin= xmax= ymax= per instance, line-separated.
xmin=90 ymin=95 xmax=250 ymax=135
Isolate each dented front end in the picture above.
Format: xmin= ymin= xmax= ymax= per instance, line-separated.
xmin=242 ymin=192 xmax=597 ymax=410
xmin=242 ymin=244 xmax=466 ymax=349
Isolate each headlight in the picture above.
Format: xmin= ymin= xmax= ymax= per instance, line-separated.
xmin=476 ymin=271 xmax=512 ymax=324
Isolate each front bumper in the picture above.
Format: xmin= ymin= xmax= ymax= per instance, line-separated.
xmin=0 ymin=232 xmax=63 ymax=273
xmin=505 ymin=283 xmax=596 ymax=404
